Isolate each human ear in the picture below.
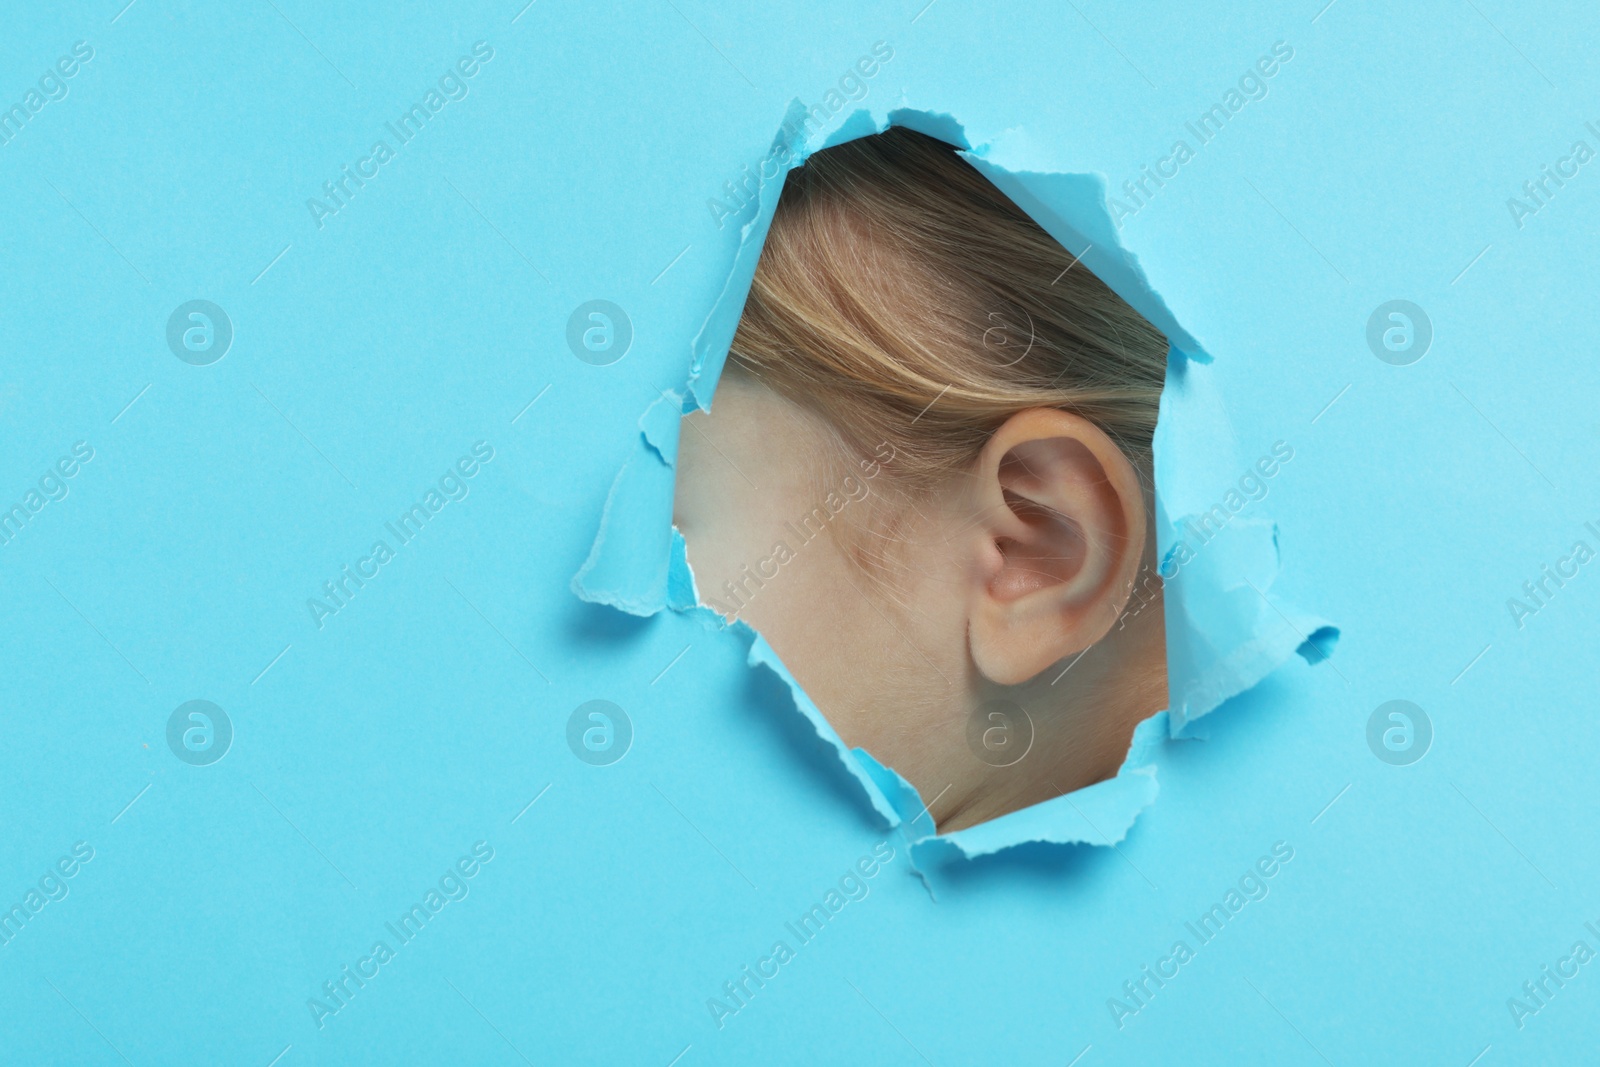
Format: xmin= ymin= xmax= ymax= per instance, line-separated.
xmin=963 ymin=408 xmax=1148 ymax=685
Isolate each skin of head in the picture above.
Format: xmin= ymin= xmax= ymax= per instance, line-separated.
xmin=672 ymin=128 xmax=1170 ymax=833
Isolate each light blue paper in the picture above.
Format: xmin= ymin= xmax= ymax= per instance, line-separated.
xmin=3 ymin=3 xmax=1595 ymax=1064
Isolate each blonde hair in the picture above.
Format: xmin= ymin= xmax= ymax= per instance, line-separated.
xmin=728 ymin=126 xmax=1168 ymax=497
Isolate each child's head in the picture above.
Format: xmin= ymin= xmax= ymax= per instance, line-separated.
xmin=673 ymin=127 xmax=1171 ymax=831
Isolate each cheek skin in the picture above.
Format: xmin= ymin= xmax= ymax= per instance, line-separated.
xmin=672 ymin=375 xmax=903 ymax=736
xmin=673 ymin=371 xmax=996 ymax=816
xmin=673 ymin=376 xmax=822 ymax=610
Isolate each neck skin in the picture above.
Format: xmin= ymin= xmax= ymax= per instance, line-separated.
xmin=935 ymin=590 xmax=1167 ymax=832
xmin=756 ymin=483 xmax=1170 ymax=835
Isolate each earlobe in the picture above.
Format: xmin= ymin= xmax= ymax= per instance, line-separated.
xmin=966 ymin=409 xmax=1148 ymax=685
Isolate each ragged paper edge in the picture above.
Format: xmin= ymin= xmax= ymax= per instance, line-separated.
xmin=1151 ymin=350 xmax=1340 ymax=736
xmin=570 ymin=389 xmax=687 ymax=615
xmin=686 ymin=100 xmax=817 ymax=412
xmin=569 ymin=99 xmax=1339 ymax=865
xmin=959 ymin=151 xmax=1205 ymax=359
xmin=850 ymin=714 xmax=1167 ymax=867
xmin=747 ymin=635 xmax=902 ymax=827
